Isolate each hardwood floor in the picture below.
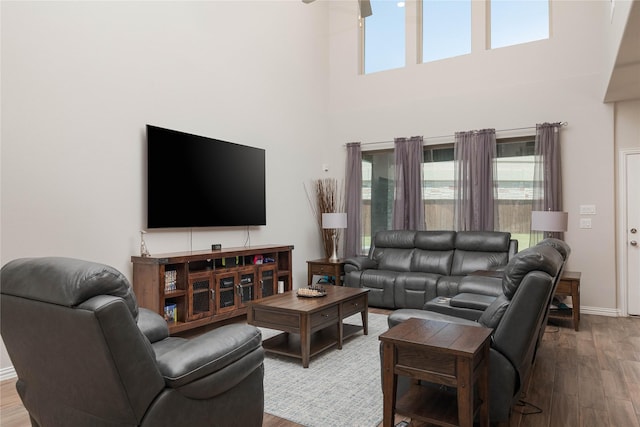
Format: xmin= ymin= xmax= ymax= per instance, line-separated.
xmin=1 ymin=314 xmax=639 ymax=427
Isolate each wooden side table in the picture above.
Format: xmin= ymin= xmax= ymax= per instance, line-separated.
xmin=379 ymin=318 xmax=492 ymax=427
xmin=549 ymin=270 xmax=581 ymax=331
xmin=307 ymin=258 xmax=346 ymax=286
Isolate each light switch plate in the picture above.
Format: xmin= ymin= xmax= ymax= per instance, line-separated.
xmin=580 ymin=204 xmax=596 ymax=215
xmin=580 ymin=218 xmax=592 ymax=229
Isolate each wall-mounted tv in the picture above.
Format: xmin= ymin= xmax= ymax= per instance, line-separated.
xmin=147 ymin=125 xmax=266 ymax=228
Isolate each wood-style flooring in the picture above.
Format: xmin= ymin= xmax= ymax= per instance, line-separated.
xmin=1 ymin=313 xmax=639 ymax=427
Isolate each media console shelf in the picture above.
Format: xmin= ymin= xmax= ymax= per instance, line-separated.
xmin=131 ymin=244 xmax=294 ymax=334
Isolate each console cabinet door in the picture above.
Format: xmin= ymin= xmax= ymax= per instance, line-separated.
xmin=258 ymin=264 xmax=277 ymax=298
xmin=187 ymin=271 xmax=215 ymax=321
xmin=215 ymin=271 xmax=238 ymax=314
xmin=237 ymin=267 xmax=257 ymax=308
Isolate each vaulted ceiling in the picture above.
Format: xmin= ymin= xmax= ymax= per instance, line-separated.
xmin=605 ymin=0 xmax=640 ymax=102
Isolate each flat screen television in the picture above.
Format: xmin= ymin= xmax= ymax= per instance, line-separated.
xmin=146 ymin=125 xmax=266 ymax=228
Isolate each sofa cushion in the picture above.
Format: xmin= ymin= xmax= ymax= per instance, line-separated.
xmin=410 ymin=250 xmax=454 ymax=275
xmin=436 ymin=275 xmax=464 ymax=297
xmin=360 ymin=269 xmax=397 ymax=307
xmin=455 ymin=231 xmax=511 ymax=252
xmin=373 ymin=230 xmax=416 ymax=249
xmin=451 ymin=232 xmax=512 ymax=275
xmin=394 ymin=272 xmax=440 ymax=309
xmin=374 ymin=248 xmax=414 ymax=272
xmin=414 ymin=231 xmax=456 ymax=250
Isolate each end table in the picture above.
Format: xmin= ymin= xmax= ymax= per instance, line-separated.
xmin=379 ymin=318 xmax=492 ymax=427
xmin=307 ymin=258 xmax=346 ymax=286
xmin=549 ymin=270 xmax=581 ymax=331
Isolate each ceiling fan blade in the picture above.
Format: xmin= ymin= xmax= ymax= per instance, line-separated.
xmin=359 ymin=0 xmax=372 ymax=18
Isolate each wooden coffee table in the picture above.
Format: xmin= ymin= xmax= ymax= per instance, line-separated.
xmin=247 ymin=286 xmax=369 ymax=367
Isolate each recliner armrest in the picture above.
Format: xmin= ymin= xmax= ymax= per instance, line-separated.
xmin=450 ymin=293 xmax=496 ymax=311
xmin=156 ymin=323 xmax=262 ymax=388
xmin=137 ymin=307 xmax=169 ymax=344
xmin=344 ymin=256 xmax=378 ymax=272
xmin=458 ymin=276 xmax=503 ymax=296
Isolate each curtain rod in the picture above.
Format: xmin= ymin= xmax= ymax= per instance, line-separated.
xmin=353 ymin=122 xmax=568 ymax=147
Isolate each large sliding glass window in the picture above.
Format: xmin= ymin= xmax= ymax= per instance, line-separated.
xmin=360 ymin=138 xmax=536 ymax=252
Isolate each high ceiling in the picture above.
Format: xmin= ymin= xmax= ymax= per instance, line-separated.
xmin=605 ymin=1 xmax=640 ymax=102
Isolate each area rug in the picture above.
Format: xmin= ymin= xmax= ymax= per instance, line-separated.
xmin=260 ymin=312 xmax=388 ymax=427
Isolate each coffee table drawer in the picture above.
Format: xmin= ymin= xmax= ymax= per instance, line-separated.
xmin=252 ymin=309 xmax=300 ymax=331
xmin=342 ymin=295 xmax=367 ymax=317
xmin=310 ymin=305 xmax=339 ymax=328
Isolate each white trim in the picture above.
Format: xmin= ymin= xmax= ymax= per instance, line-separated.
xmin=0 ymin=366 xmax=17 ymax=381
xmin=617 ymin=148 xmax=640 ymax=317
xmin=581 ymin=305 xmax=621 ymax=317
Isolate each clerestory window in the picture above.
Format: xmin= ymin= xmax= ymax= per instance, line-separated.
xmin=490 ymin=0 xmax=550 ymax=49
xmin=361 ymin=0 xmax=550 ymax=74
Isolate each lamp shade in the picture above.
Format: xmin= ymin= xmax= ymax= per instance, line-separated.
xmin=531 ymin=211 xmax=568 ymax=232
xmin=322 ymin=213 xmax=347 ymax=229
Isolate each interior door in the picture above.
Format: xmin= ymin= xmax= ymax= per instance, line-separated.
xmin=626 ymin=152 xmax=640 ymax=315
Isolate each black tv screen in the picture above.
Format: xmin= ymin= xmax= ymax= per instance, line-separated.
xmin=147 ymin=125 xmax=266 ymax=228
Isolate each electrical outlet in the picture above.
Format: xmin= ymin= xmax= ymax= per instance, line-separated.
xmin=580 ymin=218 xmax=592 ymax=229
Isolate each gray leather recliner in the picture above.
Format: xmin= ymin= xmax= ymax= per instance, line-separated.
xmin=0 ymin=257 xmax=265 ymax=427
xmin=385 ymin=243 xmax=565 ymax=423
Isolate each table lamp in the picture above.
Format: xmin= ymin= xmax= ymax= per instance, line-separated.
xmin=322 ymin=213 xmax=347 ymax=262
xmin=531 ymin=210 xmax=568 ymax=238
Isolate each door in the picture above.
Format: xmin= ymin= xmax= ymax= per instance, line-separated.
xmin=237 ymin=267 xmax=257 ymax=308
xmin=625 ymin=151 xmax=640 ymax=315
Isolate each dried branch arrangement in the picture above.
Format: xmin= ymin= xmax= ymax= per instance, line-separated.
xmin=305 ymin=178 xmax=344 ymax=258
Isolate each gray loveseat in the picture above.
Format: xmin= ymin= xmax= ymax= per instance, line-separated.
xmin=344 ymin=230 xmax=518 ymax=309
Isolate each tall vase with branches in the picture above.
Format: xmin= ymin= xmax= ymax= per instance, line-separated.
xmin=305 ymin=178 xmax=344 ymax=258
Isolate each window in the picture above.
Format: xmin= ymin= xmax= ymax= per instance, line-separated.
xmin=360 ymin=138 xmax=536 ymax=252
xmin=495 ymin=138 xmax=535 ymax=249
xmin=362 ymin=150 xmax=395 ymax=251
xmin=423 ymin=146 xmax=455 ymax=230
xmin=490 ymin=0 xmax=549 ymax=49
xmin=363 ymin=1 xmax=406 ymax=74
xmin=422 ymin=0 xmax=471 ymax=63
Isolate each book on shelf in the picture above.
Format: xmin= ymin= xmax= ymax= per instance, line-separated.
xmin=164 ymin=304 xmax=177 ymax=323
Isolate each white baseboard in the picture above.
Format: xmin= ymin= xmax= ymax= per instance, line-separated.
xmin=580 ymin=305 xmax=621 ymax=317
xmin=0 ymin=366 xmax=17 ymax=381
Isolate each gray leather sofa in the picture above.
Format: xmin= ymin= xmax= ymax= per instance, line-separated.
xmin=385 ymin=242 xmax=567 ymax=424
xmin=344 ymin=230 xmax=518 ymax=309
xmin=1 ymin=257 xmax=265 ymax=427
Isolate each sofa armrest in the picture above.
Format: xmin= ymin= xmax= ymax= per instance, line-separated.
xmin=156 ymin=323 xmax=262 ymax=388
xmin=458 ymin=276 xmax=503 ymax=296
xmin=344 ymin=256 xmax=378 ymax=272
xmin=450 ymin=293 xmax=496 ymax=311
xmin=137 ymin=307 xmax=169 ymax=344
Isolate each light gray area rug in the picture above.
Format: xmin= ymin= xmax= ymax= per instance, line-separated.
xmin=261 ymin=312 xmax=388 ymax=427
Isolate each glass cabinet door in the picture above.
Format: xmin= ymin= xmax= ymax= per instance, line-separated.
xmin=237 ymin=268 xmax=256 ymax=307
xmin=259 ymin=265 xmax=276 ymax=298
xmin=187 ymin=271 xmax=215 ymax=321
xmin=216 ymin=271 xmax=237 ymax=313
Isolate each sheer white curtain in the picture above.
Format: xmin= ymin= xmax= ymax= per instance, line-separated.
xmin=454 ymin=129 xmax=498 ymax=231
xmin=530 ymin=123 xmax=564 ymax=244
xmin=344 ymin=142 xmax=362 ymax=257
xmin=392 ymin=136 xmax=424 ymax=230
